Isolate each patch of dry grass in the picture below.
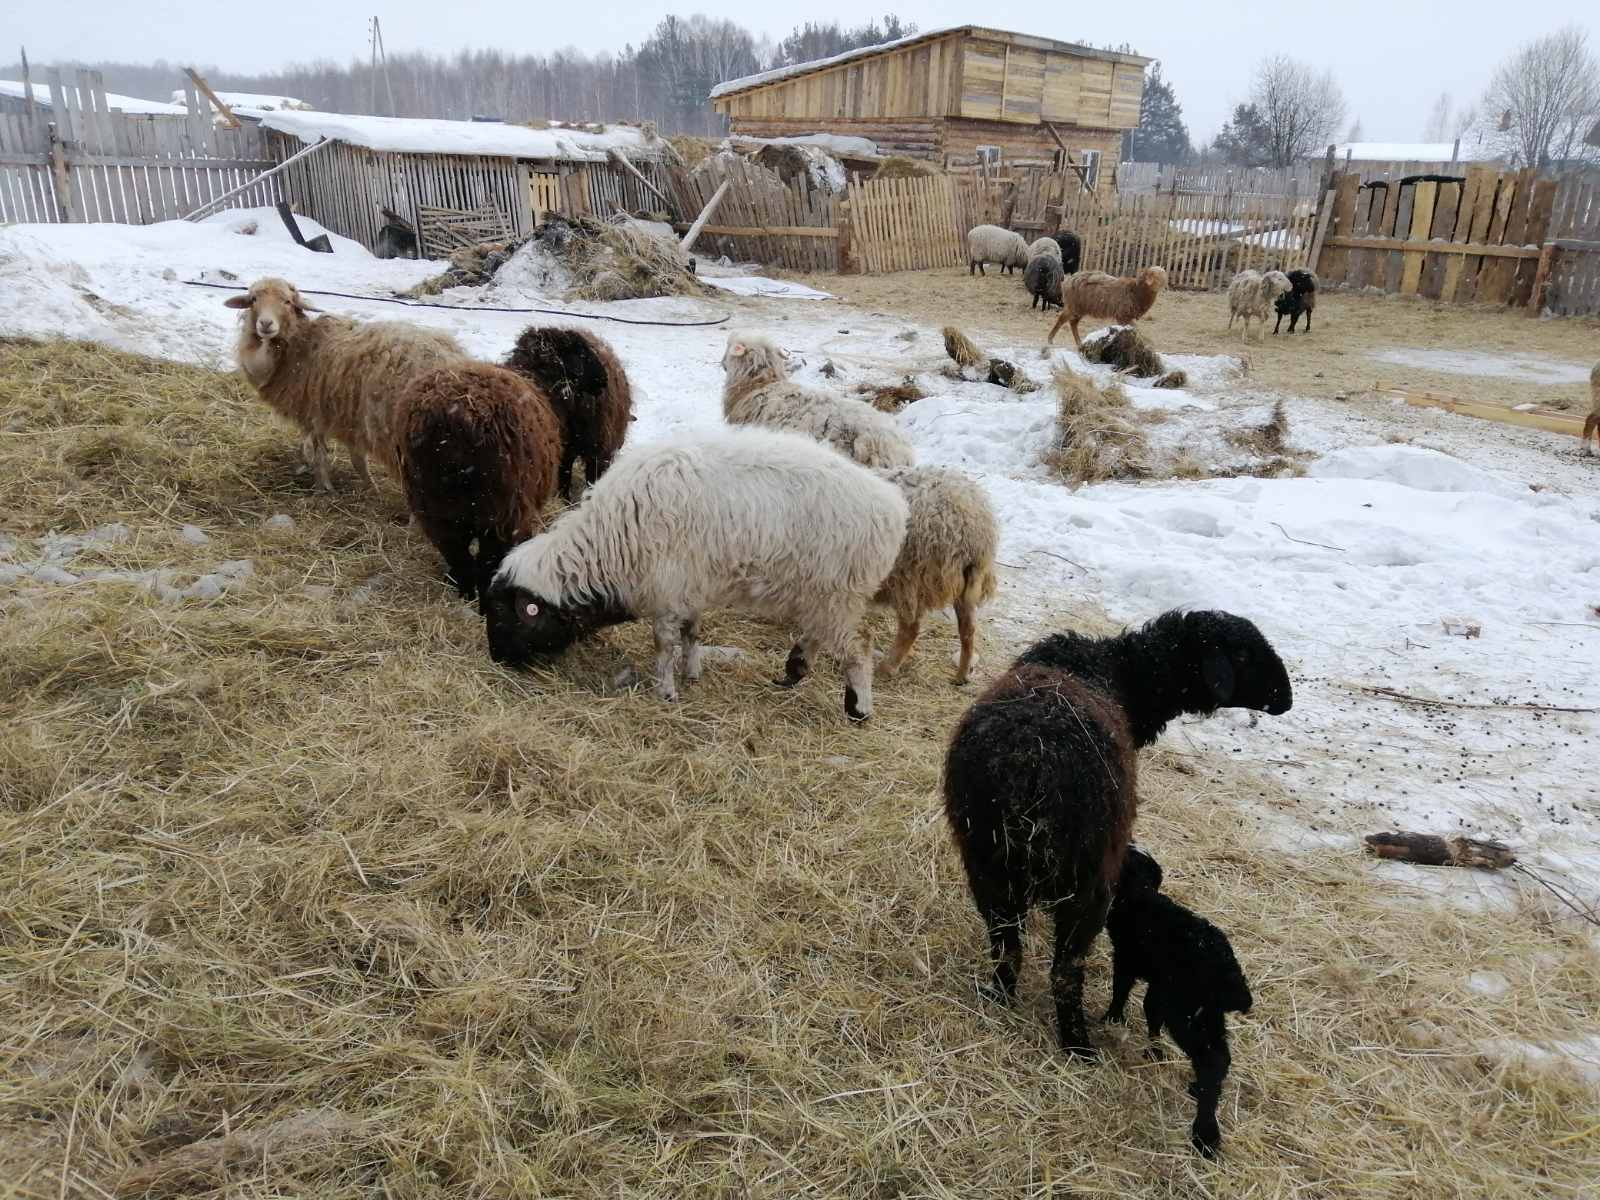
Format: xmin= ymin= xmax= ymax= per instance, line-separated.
xmin=855 ymin=378 xmax=927 ymax=414
xmin=1045 ymin=363 xmax=1153 ymax=486
xmin=4 ymin=339 xmax=1599 ymax=1198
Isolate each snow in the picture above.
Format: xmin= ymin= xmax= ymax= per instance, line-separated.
xmin=2 ymin=216 xmax=1597 ymax=932
xmin=1331 ymin=141 xmax=1497 ymax=163
xmin=1369 ymin=349 xmax=1595 ymax=387
xmin=261 ymin=110 xmax=660 ymax=162
xmin=200 ymin=207 xmax=372 ymax=258
xmin=702 ymin=277 xmax=833 ymax=300
xmin=0 ymin=80 xmax=185 ymax=115
xmin=732 ymin=133 xmax=880 ymax=158
xmin=171 ymin=90 xmax=312 ymax=112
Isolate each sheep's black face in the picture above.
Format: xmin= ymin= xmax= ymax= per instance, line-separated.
xmin=1119 ymin=845 xmax=1164 ymax=894
xmin=482 ymin=582 xmax=584 ymax=666
xmin=1184 ymin=611 xmax=1293 ymax=716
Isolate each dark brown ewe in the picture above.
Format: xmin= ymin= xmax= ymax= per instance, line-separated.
xmin=503 ymin=326 xmax=633 ymax=500
xmin=943 ymin=609 xmax=1290 ymax=1057
xmin=398 ymin=363 xmax=561 ymax=610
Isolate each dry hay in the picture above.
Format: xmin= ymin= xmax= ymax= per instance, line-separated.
xmin=1045 ymin=363 xmax=1153 ymax=486
xmin=751 ymin=143 xmax=814 ymax=186
xmin=856 ymin=377 xmax=927 ymax=413
xmin=539 ymin=216 xmax=707 ymax=303
xmin=4 ymin=336 xmax=1600 ymax=1198
xmin=872 ymin=156 xmax=935 ymax=180
xmin=942 ymin=325 xmax=986 ymax=369
xmin=1081 ymin=324 xmax=1190 ymax=390
xmin=1229 ymin=397 xmax=1292 ymax=455
xmin=667 ymin=135 xmax=716 ymax=167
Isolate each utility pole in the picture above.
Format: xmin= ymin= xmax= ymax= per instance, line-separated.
xmin=369 ymin=16 xmax=396 ymax=116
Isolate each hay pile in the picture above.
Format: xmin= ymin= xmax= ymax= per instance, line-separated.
xmin=4 ymin=337 xmax=1599 ymax=1198
xmin=872 ymin=156 xmax=935 ymax=180
xmin=942 ymin=325 xmax=1038 ymax=392
xmin=505 ymin=216 xmax=707 ymax=303
xmin=1045 ymin=363 xmax=1152 ymax=485
xmin=1081 ymin=325 xmax=1189 ymax=389
xmin=855 ymin=377 xmax=927 ymax=413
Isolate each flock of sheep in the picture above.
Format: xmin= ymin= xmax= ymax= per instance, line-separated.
xmin=967 ymin=221 xmax=1319 ymax=348
xmin=224 ymin=271 xmax=1296 ymax=1156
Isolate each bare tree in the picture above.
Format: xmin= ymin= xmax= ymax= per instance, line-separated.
xmin=1482 ymin=25 xmax=1600 ymax=168
xmin=1421 ymin=92 xmax=1452 ymax=142
xmin=1250 ymin=55 xmax=1347 ymax=167
xmin=1345 ymin=117 xmax=1364 ymax=143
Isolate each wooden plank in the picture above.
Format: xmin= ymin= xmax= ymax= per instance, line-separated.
xmin=1321 ymin=236 xmax=1542 ymax=259
xmin=1420 ymin=181 xmax=1459 ymax=298
xmin=1510 ymin=177 xmax=1558 ymax=307
xmin=1477 ymin=170 xmax=1526 ymax=304
xmin=1397 ymin=391 xmax=1585 ymax=438
xmin=1399 ymin=180 xmax=1437 ymax=294
xmin=1306 ymin=188 xmax=1336 ymax=275
xmin=1317 ymin=174 xmax=1361 ymax=283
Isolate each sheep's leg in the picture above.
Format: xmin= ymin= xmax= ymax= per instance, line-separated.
xmin=972 ymin=883 xmax=1025 ymax=1005
xmin=1069 ymin=317 xmax=1084 ymax=349
xmin=776 ymin=638 xmax=812 ymax=688
xmin=1142 ymin=987 xmax=1166 ymax=1056
xmin=1046 ymin=310 xmax=1069 ymax=344
xmin=1272 ymin=310 xmax=1284 ymax=334
xmin=559 ymin=453 xmax=577 ymax=503
xmin=307 ymin=435 xmax=334 ymax=493
xmin=650 ymin=614 xmax=683 ymax=702
xmin=1049 ymin=889 xmax=1110 ymax=1058
xmin=1103 ymin=952 xmax=1136 ymax=1023
xmin=440 ymin=537 xmax=479 ymax=604
xmin=1172 ymin=1013 xmax=1230 ymax=1159
xmin=842 ymin=629 xmax=873 ymax=722
xmin=349 ymin=447 xmax=375 ymax=490
xmin=954 ymin=594 xmax=978 ymax=686
xmin=1301 ymin=308 xmax=1311 ymax=333
xmin=473 ymin=531 xmax=509 ymax=617
xmin=879 ymin=602 xmax=921 ymax=677
xmin=681 ymin=616 xmax=704 ymax=683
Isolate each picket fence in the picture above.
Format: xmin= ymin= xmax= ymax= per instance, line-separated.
xmin=665 ymin=155 xmax=839 ymax=273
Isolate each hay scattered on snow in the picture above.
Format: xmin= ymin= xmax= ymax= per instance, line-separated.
xmin=1044 ymin=363 xmax=1152 ymax=486
xmin=942 ymin=326 xmax=986 ymax=369
xmin=1080 ymin=324 xmax=1187 ymax=390
xmin=855 ymin=377 xmax=927 ymax=413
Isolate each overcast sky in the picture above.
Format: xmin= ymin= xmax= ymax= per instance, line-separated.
xmin=9 ymin=2 xmax=1597 ymax=142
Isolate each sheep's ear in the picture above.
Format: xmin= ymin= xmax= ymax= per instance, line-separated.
xmin=1202 ymin=649 xmax=1236 ymax=705
xmin=223 ymin=294 xmax=252 ymax=309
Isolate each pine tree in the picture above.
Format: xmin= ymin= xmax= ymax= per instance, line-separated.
xmin=1211 ymin=103 xmax=1274 ymax=166
xmin=1126 ymin=62 xmax=1191 ymax=163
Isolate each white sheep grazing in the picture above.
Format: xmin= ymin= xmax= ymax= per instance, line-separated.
xmin=1028 ymin=237 xmax=1063 ymax=263
xmin=1226 ymin=270 xmax=1293 ymax=342
xmin=721 ymin=331 xmax=915 ymax=469
xmin=873 ymin=465 xmax=999 ymax=685
xmin=483 ymin=428 xmax=909 ymax=722
xmin=968 ymin=225 xmax=1031 ymax=276
xmin=226 ymin=278 xmax=466 ymax=491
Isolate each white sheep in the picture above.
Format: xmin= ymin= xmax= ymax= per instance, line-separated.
xmin=1226 ymin=270 xmax=1293 ymax=342
xmin=873 ymin=465 xmax=999 ymax=685
xmin=968 ymin=225 xmax=1030 ymax=276
xmin=483 ymin=428 xmax=909 ymax=722
xmin=721 ymin=331 xmax=915 ymax=469
xmin=1028 ymin=237 xmax=1063 ymax=263
xmin=226 ymin=278 xmax=466 ymax=491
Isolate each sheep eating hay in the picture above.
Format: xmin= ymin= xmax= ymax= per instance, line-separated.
xmin=503 ymin=325 xmax=634 ymax=500
xmin=483 ymin=428 xmax=908 ymax=722
xmin=1025 ymin=254 xmax=1065 ymax=311
xmin=943 ymin=610 xmax=1290 ymax=1056
xmin=967 ymin=225 xmax=1030 ymax=276
xmin=1028 ymin=237 xmax=1063 ymax=263
xmin=226 ymin=278 xmax=466 ymax=492
xmin=1048 ymin=267 xmax=1167 ymax=348
xmin=721 ymin=331 xmax=915 ymax=468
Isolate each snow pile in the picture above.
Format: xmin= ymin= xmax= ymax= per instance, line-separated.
xmin=0 ymin=80 xmax=185 ymax=115
xmin=200 ymin=207 xmax=369 ymax=257
xmin=171 ymin=90 xmax=312 ymax=112
xmin=261 ymin=110 xmax=660 ymax=162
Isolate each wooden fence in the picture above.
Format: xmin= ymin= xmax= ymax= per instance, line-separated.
xmin=1316 ymin=167 xmax=1558 ymax=307
xmin=0 ymin=69 xmax=280 ymax=225
xmin=846 ymin=174 xmax=962 ymax=273
xmin=1536 ymin=174 xmax=1600 ymax=317
xmin=1119 ymin=159 xmax=1500 ymax=198
xmin=664 ymin=155 xmax=839 ymax=273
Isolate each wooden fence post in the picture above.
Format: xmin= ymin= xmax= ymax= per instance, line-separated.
xmin=47 ymin=121 xmax=77 ymax=222
xmin=1527 ymin=244 xmax=1558 ymax=315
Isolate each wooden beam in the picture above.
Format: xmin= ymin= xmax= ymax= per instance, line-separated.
xmin=1307 ymin=187 xmax=1336 ymax=273
xmin=1527 ymin=244 xmax=1558 ymax=316
xmin=1323 ymin=235 xmax=1542 ymax=260
xmin=185 ymin=68 xmax=239 ymax=129
xmin=606 ymin=148 xmax=671 ymax=211
xmin=671 ymin=223 xmax=838 ymax=238
xmin=1394 ymin=390 xmax=1586 ymax=438
xmin=182 ymin=135 xmax=335 ymax=222
xmin=681 ymin=178 xmax=730 ymax=252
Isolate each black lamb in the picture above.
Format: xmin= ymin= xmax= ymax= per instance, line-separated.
xmin=1105 ymin=846 xmax=1253 ymax=1158
xmin=503 ymin=326 xmax=634 ymax=501
xmin=1272 ymin=269 xmax=1317 ymax=334
xmin=943 ymin=610 xmax=1290 ymax=1057
xmin=1053 ymin=231 xmax=1082 ymax=276
xmin=1025 ymin=253 xmax=1065 ymax=311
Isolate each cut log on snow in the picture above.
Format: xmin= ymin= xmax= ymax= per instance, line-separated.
xmin=1364 ymin=831 xmax=1517 ymax=869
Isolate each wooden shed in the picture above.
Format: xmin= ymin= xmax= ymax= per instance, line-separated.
xmin=710 ymin=26 xmax=1149 ymax=181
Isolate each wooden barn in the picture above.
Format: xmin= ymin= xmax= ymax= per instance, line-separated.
xmin=710 ymin=26 xmax=1149 ymax=182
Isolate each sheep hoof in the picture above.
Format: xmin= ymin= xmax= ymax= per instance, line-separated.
xmin=977 ymin=981 xmax=1015 ymax=1006
xmin=1102 ymin=1009 xmax=1126 ymax=1025
xmin=1191 ymin=1127 xmax=1221 ymax=1159
xmin=1186 ymin=1080 xmax=1202 ymax=1100
xmin=1144 ymin=1044 xmax=1165 ymax=1062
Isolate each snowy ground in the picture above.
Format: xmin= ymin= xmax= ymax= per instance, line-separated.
xmin=3 ymin=214 xmax=1598 ymax=917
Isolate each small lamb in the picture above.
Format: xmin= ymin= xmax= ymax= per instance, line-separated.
xmin=1104 ymin=846 xmax=1254 ymax=1159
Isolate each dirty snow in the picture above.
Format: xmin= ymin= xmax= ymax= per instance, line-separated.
xmin=703 ymin=277 xmax=833 ymax=300
xmin=1 ymin=218 xmax=1597 ymax=931
xmin=0 ymin=80 xmax=185 ymax=115
xmin=1369 ymin=348 xmax=1594 ymax=387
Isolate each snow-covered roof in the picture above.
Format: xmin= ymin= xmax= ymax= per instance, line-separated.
xmin=729 ymin=132 xmax=881 ymax=158
xmin=0 ymin=80 xmax=185 ymax=115
xmin=260 ymin=110 xmax=661 ymax=162
xmin=1330 ymin=140 xmax=1498 ymax=163
xmin=710 ymin=25 xmax=1149 ymax=101
xmin=171 ymin=90 xmax=313 ymax=112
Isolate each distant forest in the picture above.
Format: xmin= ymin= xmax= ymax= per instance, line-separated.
xmin=2 ymin=14 xmax=918 ymax=136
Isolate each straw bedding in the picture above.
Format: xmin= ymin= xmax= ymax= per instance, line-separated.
xmin=2 ymin=337 xmax=1598 ymax=1198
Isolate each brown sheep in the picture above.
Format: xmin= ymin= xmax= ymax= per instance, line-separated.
xmin=1047 ymin=267 xmax=1168 ymax=348
xmin=397 ymin=363 xmax=562 ymax=609
xmin=502 ymin=326 xmax=635 ymax=501
xmin=1584 ymin=362 xmax=1599 ymax=455
xmin=225 ymin=278 xmax=466 ymax=491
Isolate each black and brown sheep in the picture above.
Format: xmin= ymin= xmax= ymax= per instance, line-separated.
xmin=503 ymin=326 xmax=634 ymax=500
xmin=942 ymin=610 xmax=1290 ymax=1057
xmin=398 ymin=362 xmax=562 ymax=609
xmin=1272 ymin=269 xmax=1318 ymax=334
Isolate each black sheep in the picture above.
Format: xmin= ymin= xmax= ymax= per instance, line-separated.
xmin=1025 ymin=253 xmax=1065 ymax=311
xmin=1053 ymin=231 xmax=1082 ymax=276
xmin=1272 ymin=269 xmax=1317 ymax=334
xmin=1105 ymin=846 xmax=1253 ymax=1158
xmin=943 ymin=610 xmax=1290 ymax=1057
xmin=503 ymin=326 xmax=634 ymax=501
